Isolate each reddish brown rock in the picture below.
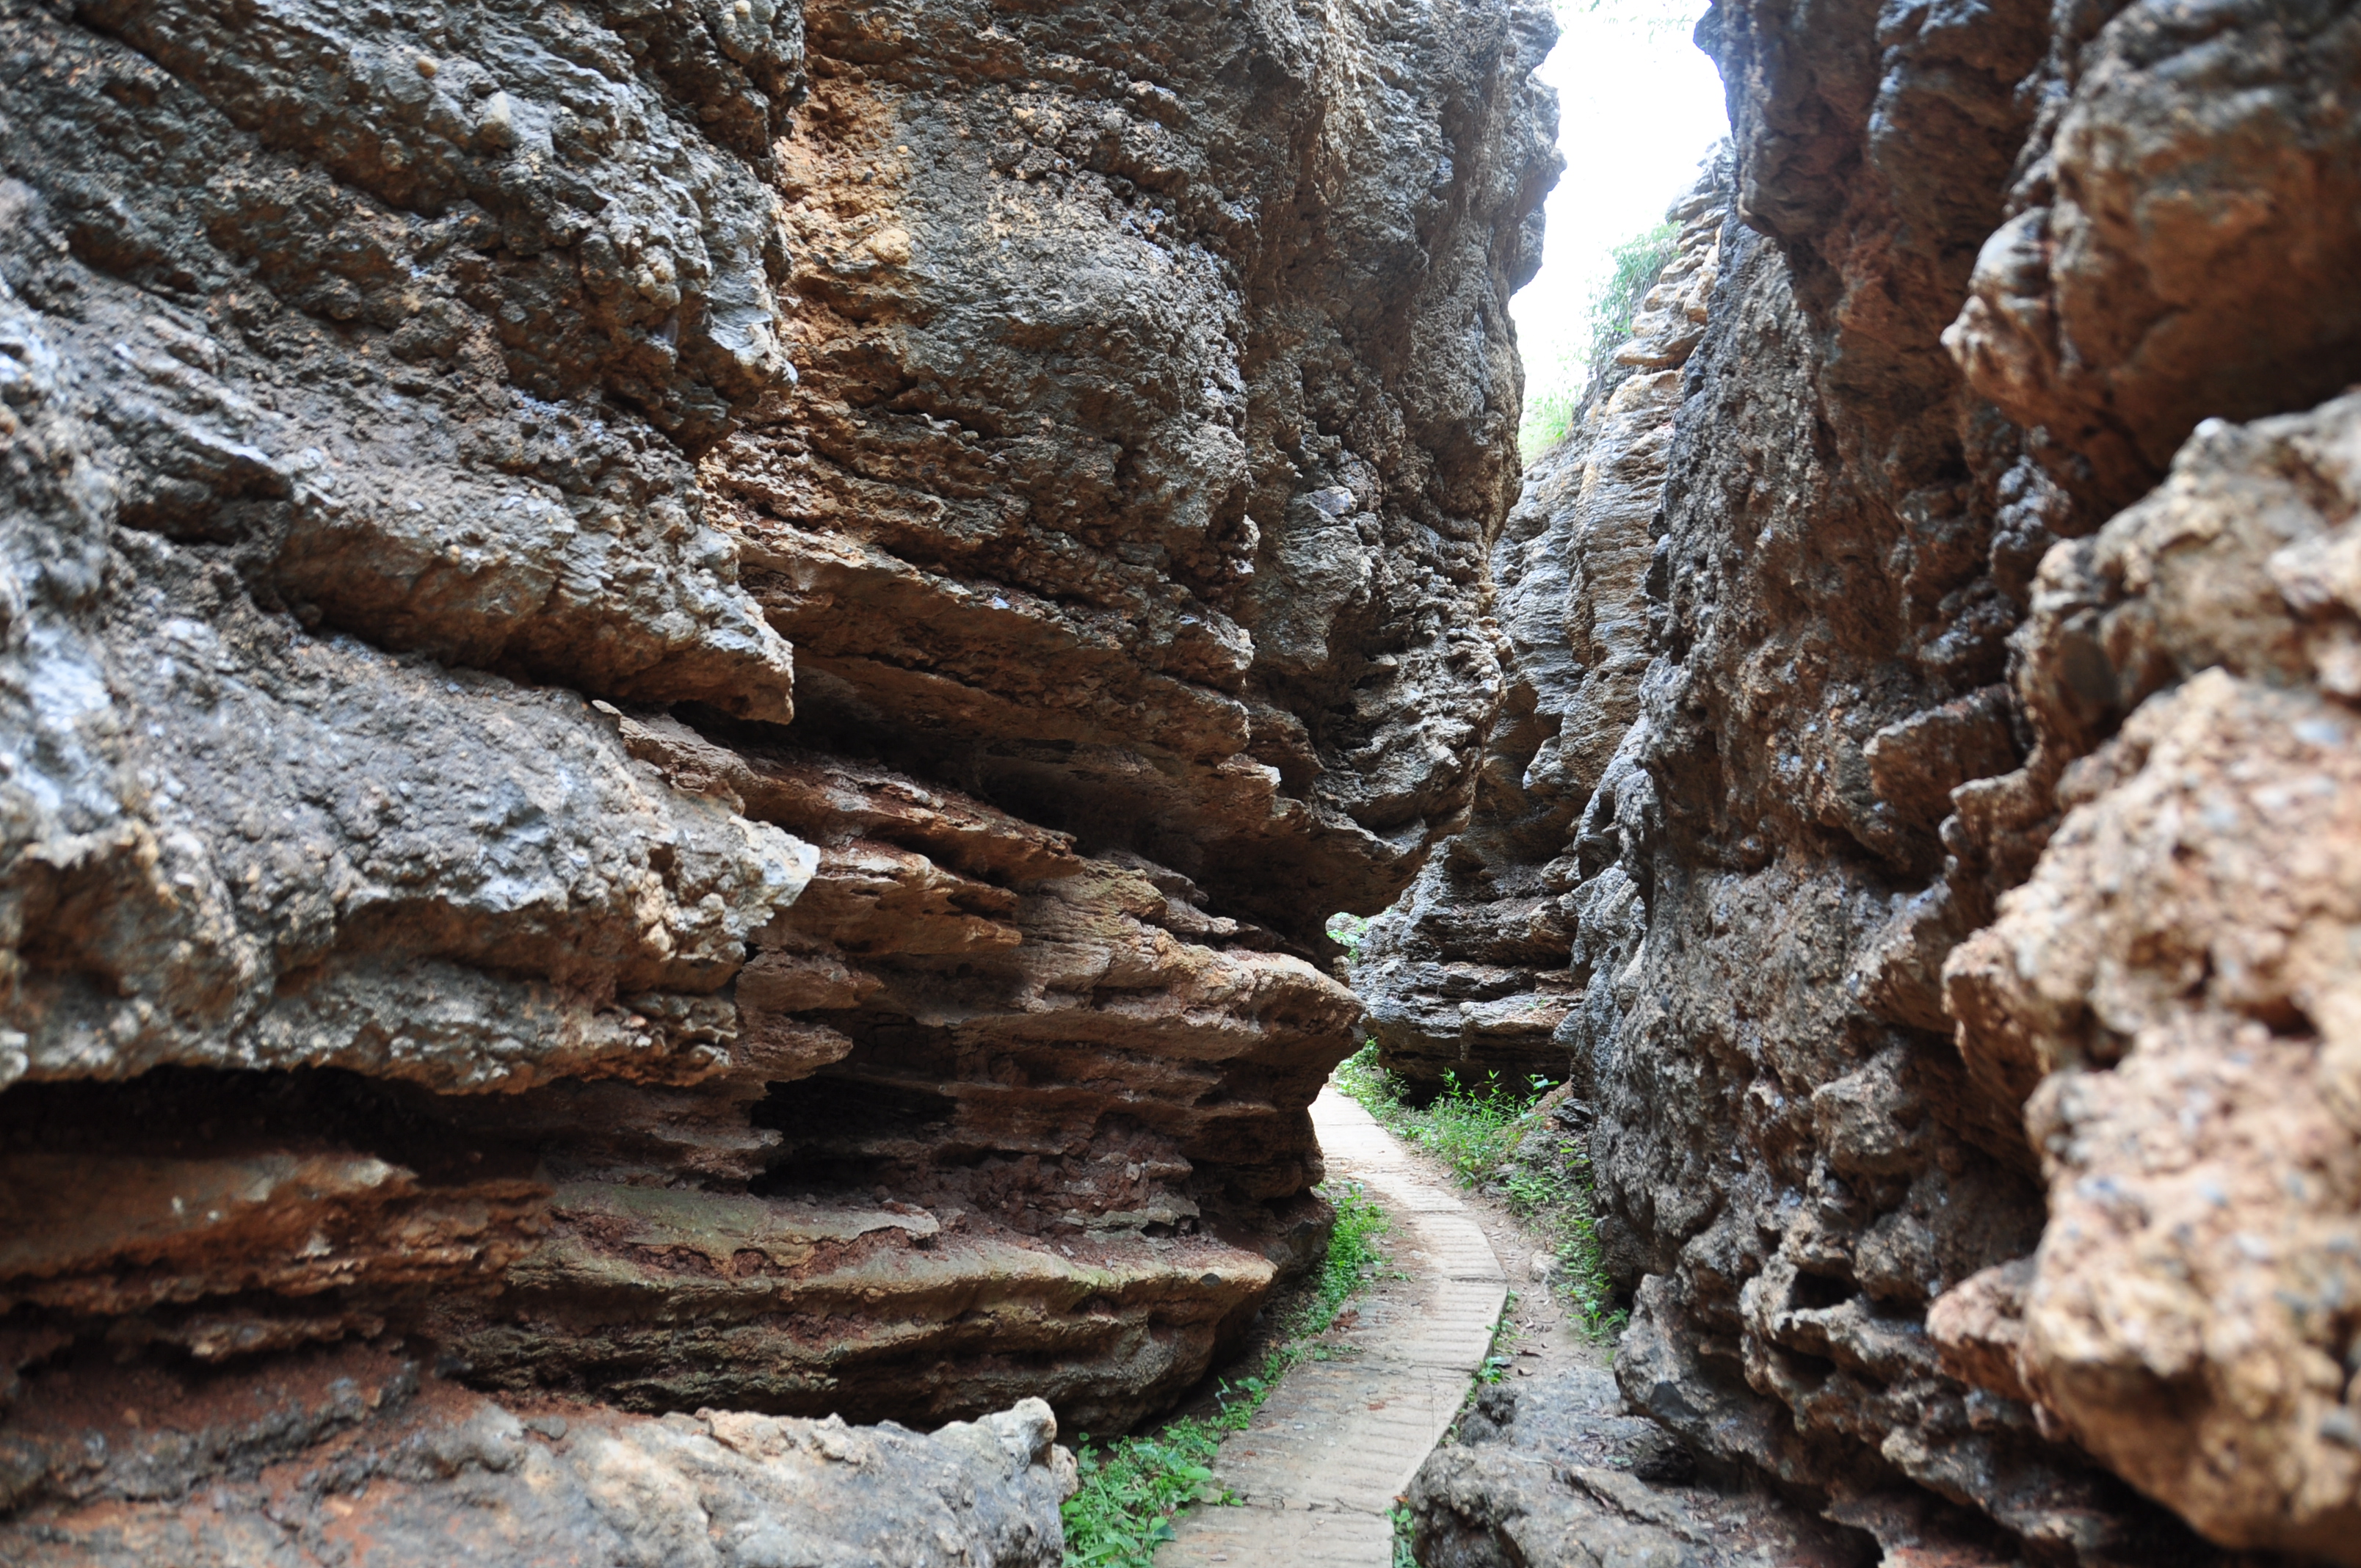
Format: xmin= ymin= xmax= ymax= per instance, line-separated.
xmin=700 ymin=0 xmax=1561 ymax=939
xmin=1940 ymin=393 xmax=2361 ymax=1561
xmin=0 ymin=1343 xmax=1074 ymax=1567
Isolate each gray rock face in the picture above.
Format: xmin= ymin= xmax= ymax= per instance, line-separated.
xmin=0 ymin=41 xmax=817 ymax=1095
xmin=1365 ymin=0 xmax=2361 ymax=1561
xmin=0 ymin=0 xmax=1555 ymax=1547
xmin=1944 ymin=0 xmax=2361 ymax=513
xmin=1357 ymin=162 xmax=1724 ymax=1097
xmin=0 ymin=1344 xmax=1073 ymax=1568
xmin=1409 ymin=1367 xmax=1871 ymax=1568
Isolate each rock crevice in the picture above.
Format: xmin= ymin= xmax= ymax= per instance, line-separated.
xmin=7 ymin=0 xmax=2361 ymax=1557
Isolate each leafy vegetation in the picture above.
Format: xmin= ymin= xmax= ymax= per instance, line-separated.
xmin=1516 ymin=346 xmax=1584 ymax=462
xmin=1389 ymin=1500 xmax=1418 ymax=1568
xmin=1476 ymin=1289 xmax=1528 ymax=1388
xmin=1061 ymin=1183 xmax=1392 ymax=1568
xmin=1517 ymin=219 xmax=1682 ymax=461
xmin=1588 ymin=221 xmax=1679 ymax=371
xmin=1324 ymin=910 xmax=1375 ymax=964
xmin=1335 ymin=1043 xmax=1625 ymax=1341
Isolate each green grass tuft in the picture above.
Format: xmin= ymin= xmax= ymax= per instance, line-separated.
xmin=1335 ymin=1043 xmax=1625 ymax=1343
xmin=1519 ymin=218 xmax=1686 ymax=465
xmin=1588 ymin=221 xmax=1679 ymax=371
xmin=1517 ymin=373 xmax=1583 ymax=463
xmin=1060 ymin=1183 xmax=1391 ymax=1568
xmin=1390 ymin=1500 xmax=1418 ymax=1567
xmin=1324 ymin=910 xmax=1374 ymax=965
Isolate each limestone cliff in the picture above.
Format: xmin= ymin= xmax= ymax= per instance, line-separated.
xmin=8 ymin=0 xmax=2358 ymax=1558
xmin=0 ymin=0 xmax=1556 ymax=1554
xmin=1379 ymin=0 xmax=2361 ymax=1562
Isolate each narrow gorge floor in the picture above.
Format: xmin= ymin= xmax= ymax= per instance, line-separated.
xmin=1157 ymin=1089 xmax=1512 ymax=1568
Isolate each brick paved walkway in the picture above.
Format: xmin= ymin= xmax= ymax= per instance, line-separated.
xmin=1156 ymin=1086 xmax=1508 ymax=1568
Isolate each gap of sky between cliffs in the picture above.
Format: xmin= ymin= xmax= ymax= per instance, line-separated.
xmin=1515 ymin=0 xmax=1730 ymax=414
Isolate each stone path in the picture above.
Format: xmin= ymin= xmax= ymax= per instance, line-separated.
xmin=1156 ymin=1086 xmax=1509 ymax=1568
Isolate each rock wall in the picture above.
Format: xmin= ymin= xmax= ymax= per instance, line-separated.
xmin=1376 ymin=0 xmax=2361 ymax=1561
xmin=10 ymin=0 xmax=2355 ymax=1556
xmin=0 ymin=0 xmax=1556 ymax=1549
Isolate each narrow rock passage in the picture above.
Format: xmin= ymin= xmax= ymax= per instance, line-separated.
xmin=1157 ymin=1087 xmax=1509 ymax=1568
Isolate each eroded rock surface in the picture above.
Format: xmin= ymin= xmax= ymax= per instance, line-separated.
xmin=1936 ymin=395 xmax=2361 ymax=1561
xmin=1357 ymin=161 xmax=1724 ymax=1096
xmin=1410 ymin=1368 xmax=1874 ymax=1568
xmin=713 ymin=0 xmax=1559 ymax=936
xmin=10 ymin=0 xmax=2354 ymax=1552
xmin=0 ymin=0 xmax=1556 ymax=1548
xmin=0 ymin=1344 xmax=1073 ymax=1568
xmin=1361 ymin=0 xmax=2361 ymax=1561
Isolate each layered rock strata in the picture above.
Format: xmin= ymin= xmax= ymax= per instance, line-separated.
xmin=717 ymin=0 xmax=1559 ymax=936
xmin=1385 ymin=0 xmax=2361 ymax=1561
xmin=0 ymin=0 xmax=1557 ymax=1542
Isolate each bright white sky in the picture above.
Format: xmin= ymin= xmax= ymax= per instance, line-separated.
xmin=1515 ymin=0 xmax=1730 ymax=402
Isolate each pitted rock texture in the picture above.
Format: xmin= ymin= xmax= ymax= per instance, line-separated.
xmin=0 ymin=0 xmax=1557 ymax=1536
xmin=1936 ymin=394 xmax=2361 ymax=1561
xmin=1943 ymin=0 xmax=2361 ymax=513
xmin=1587 ymin=61 xmax=2279 ymax=1568
xmin=0 ymin=1343 xmax=1073 ymax=1568
xmin=1408 ymin=1368 xmax=1874 ymax=1568
xmin=1356 ymin=0 xmax=2361 ymax=1561
xmin=0 ymin=0 xmax=816 ymax=1100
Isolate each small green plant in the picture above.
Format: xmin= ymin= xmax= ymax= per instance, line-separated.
xmin=1307 ymin=1181 xmax=1389 ymax=1329
xmin=1588 ymin=221 xmax=1680 ymax=375
xmin=1517 ymin=357 xmax=1583 ymax=460
xmin=1389 ymin=1500 xmax=1418 ymax=1568
xmin=1341 ymin=1055 xmax=1533 ymax=1191
xmin=1519 ymin=218 xmax=1686 ymax=464
xmin=1475 ymin=1293 xmax=1523 ymax=1387
xmin=1324 ymin=911 xmax=1374 ymax=964
xmin=1335 ymin=1042 xmax=1626 ymax=1342
xmin=1061 ymin=1183 xmax=1391 ymax=1567
xmin=1062 ymin=1435 xmax=1221 ymax=1565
